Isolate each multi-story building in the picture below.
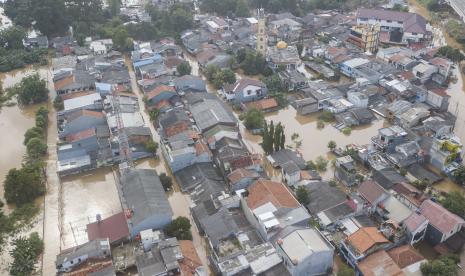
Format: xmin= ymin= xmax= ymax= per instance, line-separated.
xmin=347 ymin=24 xmax=380 ymax=53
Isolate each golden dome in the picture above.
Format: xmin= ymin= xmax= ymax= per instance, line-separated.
xmin=276 ymin=41 xmax=287 ymax=49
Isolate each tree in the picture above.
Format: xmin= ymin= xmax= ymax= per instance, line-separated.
xmin=291 ymin=133 xmax=301 ymax=148
xmin=0 ymin=26 xmax=26 ymax=50
xmin=274 ymin=123 xmax=284 ymax=152
xmin=421 ymin=254 xmax=459 ymax=276
xmin=112 ymin=26 xmax=132 ymax=51
xmin=261 ymin=120 xmax=273 ymax=155
xmin=159 ymin=173 xmax=173 ymax=191
xmin=235 ymin=0 xmax=250 ymax=17
xmin=222 ymin=69 xmax=236 ymax=84
xmin=296 ymin=186 xmax=310 ymax=205
xmin=145 ymin=140 xmax=159 ymax=154
xmin=108 ymin=0 xmax=121 ymax=17
xmin=240 ymin=50 xmax=266 ymax=75
xmin=436 ymin=46 xmax=465 ymax=62
xmin=441 ymin=192 xmax=465 ymax=218
xmin=31 ymin=0 xmax=69 ymax=37
xmin=35 ymin=107 xmax=49 ymax=130
xmin=149 ymin=108 xmax=161 ymax=121
xmin=205 ymin=64 xmax=220 ymax=81
xmin=26 ymin=138 xmax=47 ymax=160
xmin=14 ymin=74 xmax=49 ymax=105
xmin=53 ymin=96 xmax=64 ymax=111
xmin=9 ymin=232 xmax=44 ymax=276
xmin=24 ymin=127 xmax=44 ymax=146
xmin=164 ymin=216 xmax=192 ymax=240
xmin=4 ymin=166 xmax=44 ymax=206
xmin=314 ymin=156 xmax=328 ymax=172
xmin=327 ymin=140 xmax=337 ymax=151
xmin=240 ymin=108 xmax=264 ymax=130
xmin=177 ymin=61 xmax=192 ymax=76
xmin=4 ymin=0 xmax=33 ymax=28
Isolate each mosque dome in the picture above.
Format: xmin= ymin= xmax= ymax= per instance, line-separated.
xmin=276 ymin=41 xmax=287 ymax=49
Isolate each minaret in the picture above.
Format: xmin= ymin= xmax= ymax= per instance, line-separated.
xmin=256 ymin=8 xmax=267 ymax=56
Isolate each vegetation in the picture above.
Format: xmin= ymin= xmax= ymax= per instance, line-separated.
xmin=200 ymin=0 xmax=249 ymax=17
xmin=411 ymin=179 xmax=429 ymax=191
xmin=0 ymin=204 xmax=39 ymax=250
xmin=204 ymin=65 xmax=237 ymax=89
xmin=319 ymin=110 xmax=334 ymax=122
xmin=445 ymin=19 xmax=465 ymax=46
xmin=291 ymin=133 xmax=302 ymax=148
xmin=421 ymin=254 xmax=459 ymax=276
xmin=26 ymin=138 xmax=48 ymax=160
xmin=342 ymin=127 xmax=352 ymax=136
xmin=436 ymin=46 xmax=465 ymax=62
xmin=146 ymin=3 xmax=194 ymax=37
xmin=317 ymin=120 xmax=325 ymax=129
xmin=296 ymin=186 xmax=310 ymax=205
xmin=327 ymin=140 xmax=336 ymax=151
xmin=315 ymin=156 xmax=328 ymax=172
xmin=9 ymin=232 xmax=44 ymax=276
xmin=337 ymin=263 xmax=355 ymax=276
xmin=165 ymin=216 xmax=192 ymax=240
xmin=7 ymin=74 xmax=49 ymax=106
xmin=262 ymin=74 xmax=287 ymax=107
xmin=235 ymin=49 xmax=269 ymax=76
xmin=24 ymin=127 xmax=45 ymax=146
xmin=149 ymin=108 xmax=161 ymax=122
xmin=441 ymin=192 xmax=465 ymax=218
xmin=261 ymin=120 xmax=285 ymax=155
xmin=35 ymin=106 xmax=49 ymax=129
xmin=53 ymin=96 xmax=64 ymax=111
xmin=177 ymin=61 xmax=192 ymax=76
xmin=4 ymin=164 xmax=45 ymax=206
xmin=454 ymin=165 xmax=465 ymax=185
xmin=145 ymin=140 xmax=159 ymax=154
xmin=240 ymin=108 xmax=264 ymax=130
xmin=159 ymin=173 xmax=173 ymax=191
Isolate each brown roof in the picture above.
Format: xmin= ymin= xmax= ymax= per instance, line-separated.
xmin=195 ymin=141 xmax=211 ymax=156
xmin=227 ymin=168 xmax=257 ymax=184
xmin=358 ymin=180 xmax=387 ymax=205
xmin=54 ymin=74 xmax=75 ymax=90
xmin=86 ymin=212 xmax=129 ymax=244
xmin=387 ymin=245 xmax=424 ymax=269
xmin=420 ymin=199 xmax=465 ymax=234
xmin=346 ymin=227 xmax=389 ymax=254
xmin=165 ymin=56 xmax=184 ymax=68
xmin=247 ymin=179 xmax=300 ymax=210
xmin=357 ymin=250 xmax=404 ymax=276
xmin=65 ymin=128 xmax=96 ymax=142
xmin=403 ymin=212 xmax=428 ymax=233
xmin=164 ymin=121 xmax=190 ymax=137
xmin=246 ymin=98 xmax=278 ymax=111
xmin=66 ymin=110 xmax=105 ymax=122
xmin=61 ymin=90 xmax=93 ymax=100
xmin=397 ymin=71 xmax=415 ymax=81
xmin=178 ymin=240 xmax=202 ymax=276
xmin=146 ymin=85 xmax=176 ymax=100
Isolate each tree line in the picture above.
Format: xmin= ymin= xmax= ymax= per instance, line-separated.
xmin=261 ymin=120 xmax=285 ymax=155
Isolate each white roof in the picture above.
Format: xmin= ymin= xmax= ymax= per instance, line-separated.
xmin=263 ymin=219 xmax=280 ymax=229
xmin=281 ymin=229 xmax=332 ymax=262
xmin=246 ymin=17 xmax=258 ymax=24
xmin=206 ymin=20 xmax=219 ymax=29
xmin=343 ymin=58 xmax=370 ymax=68
xmin=64 ymin=93 xmax=102 ymax=111
xmin=382 ymin=196 xmax=412 ymax=223
xmin=341 ymin=218 xmax=360 ymax=235
xmin=107 ymin=112 xmax=145 ymax=129
xmin=253 ymin=202 xmax=277 ymax=216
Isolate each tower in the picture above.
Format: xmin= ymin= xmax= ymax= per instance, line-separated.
xmin=256 ymin=8 xmax=267 ymax=56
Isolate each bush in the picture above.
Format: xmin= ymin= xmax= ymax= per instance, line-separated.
xmin=421 ymin=254 xmax=459 ymax=276
xmin=9 ymin=232 xmax=44 ymax=276
xmin=436 ymin=46 xmax=465 ymax=62
xmin=53 ymin=96 xmax=64 ymax=111
xmin=164 ymin=216 xmax=192 ymax=240
xmin=159 ymin=173 xmax=173 ymax=191
xmin=315 ymin=156 xmax=328 ymax=172
xmin=145 ymin=140 xmax=159 ymax=154
xmin=4 ymin=165 xmax=45 ymax=206
xmin=319 ymin=110 xmax=334 ymax=122
xmin=317 ymin=120 xmax=325 ymax=129
xmin=240 ymin=108 xmax=264 ymax=130
xmin=176 ymin=61 xmax=192 ymax=76
xmin=342 ymin=127 xmax=352 ymax=135
xmin=296 ymin=186 xmax=310 ymax=205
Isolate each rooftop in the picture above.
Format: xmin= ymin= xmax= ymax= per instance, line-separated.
xmin=358 ymin=180 xmax=387 ymax=205
xmin=86 ymin=212 xmax=130 ymax=244
xmin=279 ymin=228 xmax=332 ymax=263
xmin=247 ymin=179 xmax=300 ymax=210
xmin=357 ymin=249 xmax=403 ymax=276
xmin=420 ymin=199 xmax=465 ymax=234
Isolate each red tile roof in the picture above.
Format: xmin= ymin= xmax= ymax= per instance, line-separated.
xmin=347 ymin=227 xmax=389 ymax=254
xmin=247 ymin=179 xmax=300 ymax=210
xmin=195 ymin=141 xmax=211 ymax=156
xmin=65 ymin=128 xmax=96 ymax=142
xmin=420 ymin=199 xmax=465 ymax=234
xmin=86 ymin=212 xmax=129 ymax=244
xmin=164 ymin=121 xmax=190 ymax=137
xmin=246 ymin=98 xmax=278 ymax=111
xmin=67 ymin=110 xmax=105 ymax=122
xmin=357 ymin=250 xmax=403 ymax=276
xmin=387 ymin=245 xmax=424 ymax=269
xmin=227 ymin=168 xmax=257 ymax=184
xmin=179 ymin=240 xmax=203 ymax=276
xmin=146 ymin=85 xmax=176 ymax=100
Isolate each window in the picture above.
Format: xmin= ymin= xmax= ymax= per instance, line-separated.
xmin=387 ymin=20 xmax=392 ymax=23
xmin=247 ymin=90 xmax=252 ymax=95
xmin=260 ymin=38 xmax=263 ymax=41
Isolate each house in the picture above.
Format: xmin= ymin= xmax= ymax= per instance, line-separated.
xmin=403 ymin=212 xmax=429 ymax=245
xmin=86 ymin=212 xmax=130 ymax=245
xmin=347 ymin=24 xmax=380 ymax=53
xmin=62 ymin=93 xmax=103 ymax=114
xmin=174 ymin=162 xmax=226 ymax=196
xmin=59 ymin=110 xmax=106 ymax=138
xmin=267 ymin=42 xmax=301 ymax=71
xmin=397 ymin=107 xmax=430 ymax=128
xmin=357 ymin=180 xmax=389 ymax=213
xmin=356 ymin=9 xmax=429 ymax=43
xmin=347 ymin=91 xmax=369 ymax=108
xmin=419 ymin=199 xmax=465 ymax=245
xmin=304 ymin=181 xmax=348 ymax=215
xmin=412 ymin=61 xmax=438 ymax=83
xmin=24 ymin=35 xmax=49 ymax=49
xmin=227 ymin=168 xmax=260 ymax=191
xmin=120 ymin=169 xmax=173 ymax=237
xmin=426 ymin=89 xmax=450 ymax=111
xmin=268 ymin=149 xmax=306 ymax=169
xmin=56 ymin=238 xmax=111 ymax=273
xmin=371 ymin=125 xmax=408 ymax=152
xmin=64 ymin=128 xmax=99 ymax=153
xmin=145 ymin=85 xmax=177 ymax=109
xmin=340 ymin=58 xmax=370 ymax=78
xmin=57 ymin=147 xmax=92 ymax=176
xmin=178 ymin=240 xmax=205 ymax=276
xmin=387 ymin=245 xmax=426 ymax=275
xmin=335 ymin=156 xmax=358 ymax=186
xmin=203 ymin=125 xmax=239 ymax=150
xmin=189 ymin=97 xmax=237 ymax=133
xmin=422 ymin=116 xmax=453 ymax=137
xmin=429 ymin=135 xmax=462 ymax=172
xmin=243 ymin=98 xmax=279 ymax=113
xmin=386 ymin=141 xmax=423 ymax=168
xmin=222 ymin=78 xmax=267 ymax=103
xmin=373 ymin=167 xmax=408 ymax=190
xmin=135 ymin=237 xmax=182 ymax=276
xmin=278 ymin=70 xmax=308 ymax=91
xmin=281 ymin=161 xmax=301 ymax=186
xmin=173 ymin=75 xmax=206 ymax=94
xmin=275 ymin=227 xmax=334 ymax=276
xmin=430 ymin=57 xmax=452 ymax=78
xmin=340 ymin=227 xmax=390 ymax=267
xmin=54 ymin=69 xmax=95 ymax=96
xmin=301 ymin=82 xmax=343 ymax=110
xmin=243 ymin=179 xmax=310 ymax=241
xmin=356 ymin=249 xmax=403 ymax=276
xmin=291 ymin=96 xmax=319 ymax=115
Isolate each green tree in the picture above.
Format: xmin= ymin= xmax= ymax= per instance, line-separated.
xmin=296 ymin=186 xmax=310 ymax=205
xmin=4 ymin=0 xmax=33 ymax=28
xmin=31 ymin=0 xmax=69 ymax=37
xmin=176 ymin=61 xmax=192 ymax=76
xmin=235 ymin=0 xmax=250 ymax=17
xmin=222 ymin=69 xmax=236 ymax=84
xmin=35 ymin=107 xmax=49 ymax=130
xmin=149 ymin=108 xmax=161 ymax=121
xmin=441 ymin=192 xmax=465 ymax=218
xmin=159 ymin=173 xmax=173 ymax=191
xmin=26 ymin=137 xmax=47 ymax=159
xmin=205 ymin=64 xmax=220 ymax=81
xmin=108 ymin=0 xmax=121 ymax=17
xmin=327 ymin=140 xmax=337 ymax=151
xmin=53 ymin=96 xmax=64 ymax=111
xmin=274 ymin=123 xmax=284 ymax=152
xmin=240 ymin=108 xmax=264 ymax=130
xmin=165 ymin=216 xmax=192 ymax=240
xmin=4 ymin=166 xmax=44 ymax=206
xmin=145 ymin=140 xmax=159 ymax=154
xmin=421 ymin=254 xmax=459 ymax=276
xmin=0 ymin=26 xmax=27 ymax=50
xmin=9 ymin=232 xmax=44 ymax=276
xmin=14 ymin=74 xmax=49 ymax=105
xmin=24 ymin=127 xmax=44 ymax=146
xmin=112 ymin=26 xmax=132 ymax=51
xmin=454 ymin=165 xmax=465 ymax=185
xmin=314 ymin=156 xmax=328 ymax=172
